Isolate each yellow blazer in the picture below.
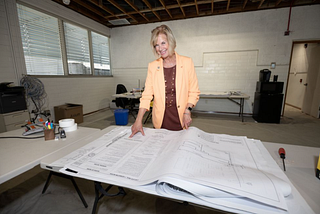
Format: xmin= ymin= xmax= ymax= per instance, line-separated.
xmin=140 ymin=52 xmax=200 ymax=129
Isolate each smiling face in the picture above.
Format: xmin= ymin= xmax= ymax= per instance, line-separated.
xmin=154 ymin=33 xmax=170 ymax=59
xmin=150 ymin=25 xmax=176 ymax=58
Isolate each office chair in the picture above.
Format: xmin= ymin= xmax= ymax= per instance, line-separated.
xmin=115 ymin=84 xmax=129 ymax=109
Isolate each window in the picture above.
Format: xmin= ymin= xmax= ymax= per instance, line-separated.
xmin=17 ymin=4 xmax=64 ymax=75
xmin=64 ymin=22 xmax=91 ymax=75
xmin=17 ymin=3 xmax=112 ymax=76
xmin=92 ymin=32 xmax=111 ymax=76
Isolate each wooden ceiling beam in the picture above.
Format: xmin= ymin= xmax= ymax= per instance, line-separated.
xmin=176 ymin=0 xmax=186 ymax=18
xmin=59 ymin=0 xmax=108 ymax=24
xmin=227 ymin=0 xmax=231 ymax=11
xmin=70 ymin=0 xmax=109 ymax=19
xmin=66 ymin=0 xmax=319 ymax=28
xmin=212 ymin=0 xmax=214 ymax=13
xmin=106 ymin=0 xmax=138 ymax=23
xmin=159 ymin=0 xmax=173 ymax=18
xmin=258 ymin=0 xmax=266 ymax=8
xmin=195 ymin=0 xmax=199 ymax=16
xmin=124 ymin=0 xmax=149 ymax=22
xmin=86 ymin=0 xmax=123 ymax=21
xmin=243 ymin=0 xmax=248 ymax=9
xmin=141 ymin=0 xmax=161 ymax=21
xmin=106 ymin=0 xmax=227 ymax=18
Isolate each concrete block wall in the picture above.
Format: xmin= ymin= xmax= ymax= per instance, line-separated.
xmin=0 ymin=0 xmax=18 ymax=85
xmin=111 ymin=6 xmax=320 ymax=114
xmin=1 ymin=0 xmax=320 ymax=119
xmin=1 ymin=0 xmax=115 ymax=121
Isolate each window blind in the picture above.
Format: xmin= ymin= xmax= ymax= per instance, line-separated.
xmin=91 ymin=32 xmax=111 ymax=76
xmin=64 ymin=22 xmax=91 ymax=75
xmin=17 ymin=4 xmax=64 ymax=75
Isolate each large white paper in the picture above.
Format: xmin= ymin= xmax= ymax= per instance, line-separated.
xmin=60 ymin=127 xmax=293 ymax=213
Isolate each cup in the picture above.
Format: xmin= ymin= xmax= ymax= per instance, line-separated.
xmin=273 ymin=75 xmax=278 ymax=82
xmin=44 ymin=129 xmax=55 ymax=141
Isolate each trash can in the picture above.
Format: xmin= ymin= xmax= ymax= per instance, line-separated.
xmin=114 ymin=109 xmax=129 ymax=125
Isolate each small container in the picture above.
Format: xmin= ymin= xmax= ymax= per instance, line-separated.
xmin=114 ymin=109 xmax=129 ymax=125
xmin=273 ymin=75 xmax=278 ymax=82
xmin=259 ymin=69 xmax=271 ymax=82
xmin=44 ymin=129 xmax=55 ymax=141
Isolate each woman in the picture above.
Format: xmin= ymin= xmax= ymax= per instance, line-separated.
xmin=130 ymin=25 xmax=200 ymax=137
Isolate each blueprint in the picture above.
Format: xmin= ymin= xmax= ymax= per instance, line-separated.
xmin=60 ymin=126 xmax=293 ymax=213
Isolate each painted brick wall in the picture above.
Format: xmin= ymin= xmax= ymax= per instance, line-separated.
xmin=110 ymin=6 xmax=320 ymax=114
xmin=1 ymin=0 xmax=320 ymax=118
xmin=1 ymin=0 xmax=115 ymax=121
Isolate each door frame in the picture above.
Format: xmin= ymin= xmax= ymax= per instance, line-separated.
xmin=284 ymin=40 xmax=320 ymax=116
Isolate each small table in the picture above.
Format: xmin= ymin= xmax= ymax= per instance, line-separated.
xmin=112 ymin=93 xmax=142 ymax=118
xmin=112 ymin=92 xmax=142 ymax=99
xmin=196 ymin=92 xmax=250 ymax=122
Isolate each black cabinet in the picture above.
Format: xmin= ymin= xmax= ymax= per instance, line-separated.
xmin=252 ymin=82 xmax=284 ymax=123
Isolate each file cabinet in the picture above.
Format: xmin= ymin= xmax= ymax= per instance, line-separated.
xmin=0 ymin=110 xmax=29 ymax=133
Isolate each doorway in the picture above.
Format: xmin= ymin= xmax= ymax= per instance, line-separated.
xmin=285 ymin=41 xmax=320 ymax=119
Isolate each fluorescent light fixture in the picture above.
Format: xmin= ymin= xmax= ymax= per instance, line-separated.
xmin=108 ymin=19 xmax=130 ymax=26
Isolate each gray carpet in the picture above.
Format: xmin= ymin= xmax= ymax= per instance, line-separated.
xmin=0 ymin=105 xmax=319 ymax=214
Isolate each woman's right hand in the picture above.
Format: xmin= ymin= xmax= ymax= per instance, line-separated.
xmin=129 ymin=108 xmax=147 ymax=138
xmin=130 ymin=120 xmax=145 ymax=138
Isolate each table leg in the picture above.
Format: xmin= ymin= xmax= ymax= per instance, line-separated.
xmin=42 ymin=171 xmax=88 ymax=208
xmin=240 ymin=98 xmax=244 ymax=122
xmin=92 ymin=182 xmax=126 ymax=214
xmin=42 ymin=171 xmax=53 ymax=194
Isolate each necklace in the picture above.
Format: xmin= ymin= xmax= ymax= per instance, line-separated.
xmin=164 ymin=66 xmax=176 ymax=108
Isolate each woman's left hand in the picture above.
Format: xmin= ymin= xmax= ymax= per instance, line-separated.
xmin=183 ymin=112 xmax=192 ymax=129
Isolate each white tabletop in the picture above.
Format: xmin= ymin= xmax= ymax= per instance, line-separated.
xmin=41 ymin=126 xmax=116 ymax=172
xmin=263 ymin=142 xmax=320 ymax=214
xmin=200 ymin=92 xmax=250 ymax=99
xmin=0 ymin=126 xmax=100 ymax=184
xmin=40 ymin=126 xmax=320 ymax=214
xmin=112 ymin=92 xmax=142 ymax=99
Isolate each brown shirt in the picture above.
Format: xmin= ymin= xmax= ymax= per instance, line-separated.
xmin=161 ymin=66 xmax=183 ymax=131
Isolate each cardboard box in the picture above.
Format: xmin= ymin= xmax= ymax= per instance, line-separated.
xmin=54 ymin=103 xmax=83 ymax=124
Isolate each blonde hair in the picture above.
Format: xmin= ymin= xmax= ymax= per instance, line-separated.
xmin=150 ymin=25 xmax=176 ymax=57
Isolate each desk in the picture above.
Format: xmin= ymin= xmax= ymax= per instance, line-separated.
xmin=41 ymin=126 xmax=318 ymax=214
xmin=112 ymin=92 xmax=142 ymax=99
xmin=112 ymin=93 xmax=141 ymax=118
xmin=196 ymin=92 xmax=250 ymax=122
xmin=0 ymin=127 xmax=100 ymax=184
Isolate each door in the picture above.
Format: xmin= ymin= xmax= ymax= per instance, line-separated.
xmin=301 ymin=43 xmax=320 ymax=118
